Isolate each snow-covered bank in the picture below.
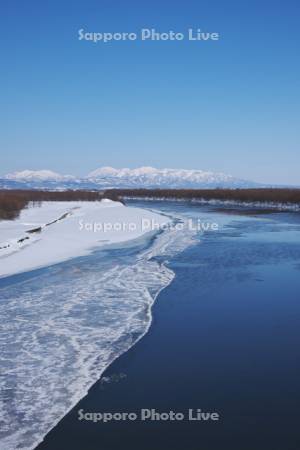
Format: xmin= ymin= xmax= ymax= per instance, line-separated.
xmin=0 ymin=200 xmax=170 ymax=278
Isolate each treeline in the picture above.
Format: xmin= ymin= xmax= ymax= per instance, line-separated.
xmin=104 ymin=188 xmax=300 ymax=204
xmin=0 ymin=193 xmax=28 ymax=220
xmin=0 ymin=190 xmax=122 ymax=220
xmin=2 ymin=188 xmax=300 ymax=221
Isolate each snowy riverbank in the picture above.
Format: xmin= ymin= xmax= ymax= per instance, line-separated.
xmin=0 ymin=200 xmax=170 ymax=278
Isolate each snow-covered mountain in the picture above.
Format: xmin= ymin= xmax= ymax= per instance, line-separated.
xmin=5 ymin=170 xmax=75 ymax=182
xmin=0 ymin=167 xmax=260 ymax=190
xmin=87 ymin=166 xmax=257 ymax=188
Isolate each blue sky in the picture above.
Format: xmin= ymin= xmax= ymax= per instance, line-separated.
xmin=1 ymin=0 xmax=299 ymax=184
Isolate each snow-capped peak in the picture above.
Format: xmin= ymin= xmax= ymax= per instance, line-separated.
xmin=87 ymin=166 xmax=234 ymax=182
xmin=85 ymin=166 xmax=255 ymax=188
xmin=88 ymin=167 xmax=119 ymax=177
xmin=4 ymin=170 xmax=74 ymax=182
xmin=88 ymin=166 xmax=161 ymax=178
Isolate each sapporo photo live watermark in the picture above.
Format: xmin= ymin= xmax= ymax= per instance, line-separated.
xmin=78 ymin=27 xmax=220 ymax=43
xmin=78 ymin=408 xmax=221 ymax=423
xmin=78 ymin=218 xmax=220 ymax=233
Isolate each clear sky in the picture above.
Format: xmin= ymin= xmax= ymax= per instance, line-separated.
xmin=1 ymin=0 xmax=299 ymax=184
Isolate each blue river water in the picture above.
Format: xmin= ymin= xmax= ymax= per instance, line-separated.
xmin=1 ymin=201 xmax=300 ymax=450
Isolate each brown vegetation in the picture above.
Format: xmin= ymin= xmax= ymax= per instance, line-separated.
xmin=0 ymin=190 xmax=122 ymax=220
xmin=0 ymin=193 xmax=29 ymax=220
xmin=104 ymin=188 xmax=300 ymax=205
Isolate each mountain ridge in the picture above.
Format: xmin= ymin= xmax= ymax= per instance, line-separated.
xmin=1 ymin=166 xmax=261 ymax=189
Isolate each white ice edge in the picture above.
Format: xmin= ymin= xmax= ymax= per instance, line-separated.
xmin=31 ymin=263 xmax=175 ymax=450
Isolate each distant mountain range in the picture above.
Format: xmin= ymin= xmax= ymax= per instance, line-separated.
xmin=0 ymin=167 xmax=261 ymax=190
